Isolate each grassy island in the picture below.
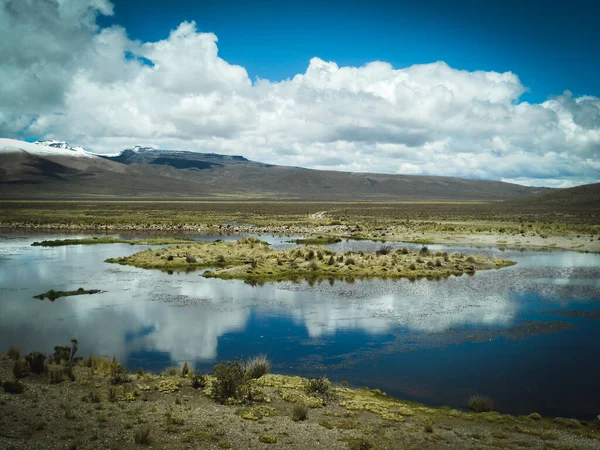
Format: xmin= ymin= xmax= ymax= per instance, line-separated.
xmin=32 ymin=237 xmax=196 ymax=247
xmin=105 ymin=237 xmax=515 ymax=282
xmin=1 ymin=350 xmax=598 ymax=450
xmin=33 ymin=288 xmax=105 ymax=301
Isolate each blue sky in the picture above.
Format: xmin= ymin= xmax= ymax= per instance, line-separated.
xmin=1 ymin=0 xmax=599 ymax=187
xmin=100 ymin=0 xmax=600 ymax=103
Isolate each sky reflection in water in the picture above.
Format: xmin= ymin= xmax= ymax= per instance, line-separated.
xmin=0 ymin=232 xmax=599 ymax=418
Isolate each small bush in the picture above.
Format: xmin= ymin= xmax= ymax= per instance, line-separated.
xmin=408 ymin=263 xmax=416 ymax=270
xmin=186 ymin=256 xmax=197 ymax=263
xmin=6 ymin=346 xmax=20 ymax=360
xmin=435 ymin=259 xmax=442 ymax=267
xmin=419 ymin=246 xmax=429 ymax=255
xmin=292 ymin=403 xmax=309 ymax=422
xmin=191 ymin=373 xmax=207 ymax=389
xmin=416 ymin=257 xmax=424 ymax=263
xmin=13 ymin=359 xmax=28 ymax=379
xmin=426 ymin=261 xmax=434 ymax=268
xmin=337 ymin=255 xmax=344 ymax=263
xmin=345 ymin=257 xmax=356 ymax=266
xmin=305 ymin=249 xmax=315 ymax=261
xmin=25 ymin=352 xmax=46 ymax=374
xmin=401 ymin=247 xmax=409 ymax=255
xmin=466 ymin=256 xmax=476 ymax=263
xmin=309 ymin=261 xmax=319 ymax=271
xmin=167 ymin=255 xmax=174 ymax=261
xmin=212 ymin=360 xmax=247 ymax=403
xmin=48 ymin=367 xmax=65 ymax=384
xmin=2 ymin=379 xmax=25 ymax=394
xmin=216 ymin=255 xmax=226 ymax=264
xmin=424 ymin=423 xmax=434 ymax=433
xmin=53 ymin=346 xmax=71 ymax=364
xmin=134 ymin=425 xmax=152 ymax=445
xmin=469 ymin=395 xmax=493 ymax=413
xmin=245 ymin=354 xmax=270 ymax=379
xmin=110 ymin=359 xmax=127 ymax=384
xmin=306 ymin=376 xmax=332 ymax=398
xmin=181 ymin=361 xmax=190 ymax=377
xmin=376 ymin=245 xmax=392 ymax=256
xmin=328 ymin=255 xmax=335 ymax=265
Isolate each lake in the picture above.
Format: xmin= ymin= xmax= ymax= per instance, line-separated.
xmin=1 ymin=231 xmax=599 ymax=419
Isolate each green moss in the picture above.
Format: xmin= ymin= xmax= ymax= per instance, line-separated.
xmin=258 ymin=433 xmax=277 ymax=444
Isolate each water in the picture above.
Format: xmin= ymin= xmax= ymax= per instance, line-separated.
xmin=1 ymin=231 xmax=599 ymax=419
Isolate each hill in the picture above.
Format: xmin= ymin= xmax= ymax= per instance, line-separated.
xmin=0 ymin=138 xmax=548 ymax=201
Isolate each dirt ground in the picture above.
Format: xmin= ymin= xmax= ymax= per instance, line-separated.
xmin=1 ymin=359 xmax=599 ymax=450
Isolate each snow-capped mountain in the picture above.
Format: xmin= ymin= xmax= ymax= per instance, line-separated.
xmin=0 ymin=138 xmax=95 ymax=158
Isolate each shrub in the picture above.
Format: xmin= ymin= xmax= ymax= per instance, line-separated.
xmin=53 ymin=346 xmax=71 ymax=364
xmin=292 ymin=403 xmax=309 ymax=422
xmin=48 ymin=367 xmax=65 ymax=384
xmin=212 ymin=360 xmax=247 ymax=403
xmin=416 ymin=257 xmax=424 ymax=263
xmin=435 ymin=259 xmax=442 ymax=267
xmin=25 ymin=352 xmax=46 ymax=374
xmin=13 ymin=359 xmax=28 ymax=379
xmin=305 ymin=249 xmax=315 ymax=261
xmin=345 ymin=257 xmax=356 ymax=266
xmin=186 ymin=256 xmax=197 ymax=263
xmin=134 ymin=425 xmax=152 ymax=445
xmin=419 ymin=246 xmax=429 ymax=256
xmin=309 ymin=261 xmax=319 ymax=271
xmin=216 ymin=255 xmax=226 ymax=264
xmin=337 ymin=255 xmax=344 ymax=263
xmin=2 ymin=380 xmax=25 ymax=394
xmin=162 ymin=366 xmax=179 ymax=377
xmin=468 ymin=395 xmax=493 ymax=413
xmin=181 ymin=361 xmax=190 ymax=377
xmin=401 ymin=247 xmax=409 ymax=255
xmin=443 ymin=252 xmax=449 ymax=262
xmin=408 ymin=263 xmax=416 ymax=270
xmin=110 ymin=359 xmax=127 ymax=384
xmin=191 ymin=373 xmax=207 ymax=389
xmin=306 ymin=376 xmax=332 ymax=398
xmin=328 ymin=255 xmax=335 ymax=265
xmin=376 ymin=245 xmax=392 ymax=256
xmin=6 ymin=346 xmax=20 ymax=360
xmin=167 ymin=255 xmax=174 ymax=261
xmin=466 ymin=256 xmax=475 ymax=263
xmin=426 ymin=261 xmax=434 ymax=268
xmin=246 ymin=354 xmax=270 ymax=379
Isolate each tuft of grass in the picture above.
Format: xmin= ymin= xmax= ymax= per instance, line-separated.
xmin=181 ymin=361 xmax=190 ymax=377
xmin=134 ymin=425 xmax=152 ymax=445
xmin=2 ymin=379 xmax=25 ymax=394
xmin=424 ymin=423 xmax=434 ymax=433
xmin=6 ymin=346 xmax=20 ymax=360
xmin=306 ymin=376 xmax=333 ymax=399
xmin=292 ymin=403 xmax=309 ymax=422
xmin=13 ymin=359 xmax=28 ymax=379
xmin=245 ymin=354 xmax=270 ymax=379
xmin=468 ymin=395 xmax=493 ymax=413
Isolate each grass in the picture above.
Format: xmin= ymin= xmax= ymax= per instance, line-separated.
xmin=469 ymin=395 xmax=493 ymax=413
xmin=291 ymin=403 xmax=309 ymax=421
xmin=134 ymin=425 xmax=152 ymax=445
xmin=34 ymin=288 xmax=104 ymax=301
xmin=305 ymin=376 xmax=333 ymax=399
xmin=31 ymin=237 xmax=195 ymax=247
xmin=245 ymin=354 xmax=270 ymax=379
xmin=107 ymin=238 xmax=516 ymax=282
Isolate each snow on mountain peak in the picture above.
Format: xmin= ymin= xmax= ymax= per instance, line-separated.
xmin=0 ymin=138 xmax=96 ymax=158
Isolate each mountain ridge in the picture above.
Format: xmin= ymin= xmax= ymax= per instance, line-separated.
xmin=0 ymin=138 xmax=552 ymax=201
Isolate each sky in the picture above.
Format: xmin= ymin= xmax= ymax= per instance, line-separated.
xmin=1 ymin=0 xmax=599 ymax=187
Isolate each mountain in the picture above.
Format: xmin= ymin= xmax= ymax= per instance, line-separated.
xmin=0 ymin=138 xmax=548 ymax=200
xmin=0 ymin=139 xmax=236 ymax=199
xmin=507 ymin=182 xmax=600 ymax=209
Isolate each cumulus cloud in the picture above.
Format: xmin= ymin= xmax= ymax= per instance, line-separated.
xmin=1 ymin=1 xmax=598 ymax=186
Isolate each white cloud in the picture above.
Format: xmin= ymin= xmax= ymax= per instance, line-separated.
xmin=1 ymin=2 xmax=598 ymax=186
